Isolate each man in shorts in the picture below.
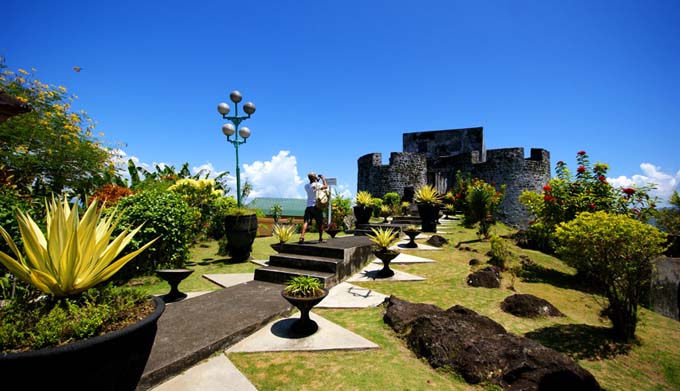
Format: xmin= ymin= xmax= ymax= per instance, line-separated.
xmin=299 ymin=172 xmax=328 ymax=243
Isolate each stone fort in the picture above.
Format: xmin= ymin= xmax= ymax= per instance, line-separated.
xmin=357 ymin=127 xmax=551 ymax=226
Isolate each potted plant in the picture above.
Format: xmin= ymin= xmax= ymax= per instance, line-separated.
xmin=400 ymin=201 xmax=411 ymax=216
xmin=269 ymin=203 xmax=283 ymax=223
xmin=443 ymin=204 xmax=456 ymax=219
xmin=415 ymin=184 xmax=444 ymax=233
xmin=367 ymin=226 xmax=401 ymax=277
xmin=379 ymin=205 xmax=392 ymax=223
xmin=324 ymin=222 xmax=341 ymax=238
xmin=223 ymin=207 xmax=259 ymax=262
xmin=353 ymin=191 xmax=374 ymax=225
xmin=0 ymin=197 xmax=161 ymax=390
xmin=280 ymin=275 xmax=328 ymax=336
xmin=271 ymin=223 xmax=296 ymax=253
xmin=402 ymin=224 xmax=421 ymax=248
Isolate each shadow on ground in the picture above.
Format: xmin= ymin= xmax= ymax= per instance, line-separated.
xmin=525 ymin=323 xmax=633 ymax=360
xmin=517 ymin=260 xmax=601 ymax=294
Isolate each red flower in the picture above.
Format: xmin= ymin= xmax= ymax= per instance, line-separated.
xmin=544 ymin=195 xmax=556 ymax=202
xmin=529 ymin=219 xmax=535 ymax=225
xmin=577 ymin=150 xmax=586 ymax=155
xmin=455 ymin=193 xmax=462 ymax=199
xmin=623 ymin=187 xmax=636 ymax=195
xmin=577 ymin=166 xmax=586 ymax=173
xmin=598 ymin=175 xmax=606 ymax=182
xmin=543 ymin=185 xmax=552 ymax=192
xmin=589 ymin=203 xmax=596 ymax=210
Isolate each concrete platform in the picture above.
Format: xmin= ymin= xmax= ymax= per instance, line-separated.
xmin=203 ymin=273 xmax=253 ymax=288
xmin=390 ymin=240 xmax=443 ymax=251
xmin=346 ymin=263 xmax=426 ymax=282
xmin=149 ymin=354 xmax=257 ymax=391
xmin=226 ymin=312 xmax=379 ymax=353
xmin=138 ymin=280 xmax=292 ymax=390
xmin=371 ymin=253 xmax=435 ymax=265
xmin=316 ymin=282 xmax=388 ymax=308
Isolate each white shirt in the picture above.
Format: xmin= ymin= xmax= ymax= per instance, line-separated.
xmin=305 ymin=182 xmax=320 ymax=207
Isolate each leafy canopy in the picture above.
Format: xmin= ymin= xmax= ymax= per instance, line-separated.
xmin=0 ymin=59 xmax=112 ymax=197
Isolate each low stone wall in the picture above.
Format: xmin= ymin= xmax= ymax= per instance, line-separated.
xmin=651 ymin=257 xmax=680 ymax=321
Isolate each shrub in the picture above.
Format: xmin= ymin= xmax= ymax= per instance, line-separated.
xmin=90 ymin=184 xmax=133 ymax=206
xmin=554 ymin=211 xmax=667 ymax=341
xmin=463 ymin=179 xmax=505 ymax=238
xmin=520 ymin=151 xmax=658 ymax=251
xmin=414 ymin=184 xmax=443 ymax=204
xmin=168 ymin=178 xmax=224 ymax=239
xmin=207 ymin=196 xmax=238 ymax=239
xmin=0 ymin=284 xmax=149 ymax=351
xmin=383 ymin=192 xmax=400 ymax=207
xmin=371 ymin=198 xmax=384 ymax=218
xmin=114 ymin=190 xmax=194 ymax=280
xmin=330 ymin=191 xmax=352 ymax=228
xmin=488 ymin=234 xmax=511 ymax=271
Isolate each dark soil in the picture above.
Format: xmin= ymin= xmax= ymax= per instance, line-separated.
xmin=501 ymin=294 xmax=564 ymax=318
xmin=467 ymin=266 xmax=501 ymax=288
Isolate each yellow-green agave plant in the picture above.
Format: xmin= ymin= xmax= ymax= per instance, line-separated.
xmin=367 ymin=226 xmax=400 ymax=249
xmin=414 ymin=184 xmax=444 ymax=204
xmin=0 ymin=196 xmax=158 ymax=297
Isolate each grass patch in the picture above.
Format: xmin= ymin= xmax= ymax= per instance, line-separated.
xmin=136 ymin=219 xmax=680 ymax=390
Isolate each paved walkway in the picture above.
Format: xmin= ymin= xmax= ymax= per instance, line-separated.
xmin=138 ymin=280 xmax=292 ymax=390
xmin=139 ymin=232 xmax=442 ymax=391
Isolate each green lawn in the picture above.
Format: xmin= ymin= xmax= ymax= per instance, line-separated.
xmin=136 ymin=219 xmax=680 ymax=391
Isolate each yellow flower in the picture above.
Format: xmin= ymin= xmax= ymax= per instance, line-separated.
xmin=15 ymin=96 xmax=28 ymax=104
xmin=17 ymin=69 xmax=29 ymax=75
xmin=58 ymin=85 xmax=67 ymax=92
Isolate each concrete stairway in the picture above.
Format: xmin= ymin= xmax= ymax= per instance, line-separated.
xmin=254 ymin=236 xmax=374 ymax=288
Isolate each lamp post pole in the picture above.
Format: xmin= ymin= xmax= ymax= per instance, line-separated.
xmin=217 ymin=90 xmax=256 ymax=208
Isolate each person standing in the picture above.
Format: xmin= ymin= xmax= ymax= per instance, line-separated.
xmin=299 ymin=172 xmax=328 ymax=243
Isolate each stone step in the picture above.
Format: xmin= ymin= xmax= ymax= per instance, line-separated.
xmin=268 ymin=253 xmax=341 ymax=273
xmin=270 ymin=241 xmax=346 ymax=259
xmin=391 ymin=216 xmax=423 ymax=225
xmin=254 ymin=266 xmax=337 ymax=288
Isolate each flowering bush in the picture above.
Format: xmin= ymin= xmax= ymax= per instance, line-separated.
xmin=519 ymin=151 xmax=658 ymax=251
xmin=90 ymin=184 xmax=133 ymax=205
xmin=555 ymin=211 xmax=666 ymax=341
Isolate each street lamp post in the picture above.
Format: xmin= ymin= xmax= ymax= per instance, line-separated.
xmin=217 ymin=90 xmax=256 ymax=208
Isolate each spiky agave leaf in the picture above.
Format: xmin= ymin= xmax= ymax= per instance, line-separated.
xmin=367 ymin=226 xmax=400 ymax=249
xmin=0 ymin=196 xmax=158 ymax=297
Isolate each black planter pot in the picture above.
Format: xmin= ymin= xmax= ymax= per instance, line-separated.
xmin=281 ymin=289 xmax=329 ymax=336
xmin=0 ymin=296 xmax=165 ymax=391
xmin=374 ymin=249 xmax=400 ymax=278
xmin=155 ymin=268 xmax=194 ymax=302
xmin=271 ymin=242 xmax=286 ymax=253
xmin=224 ymin=214 xmax=258 ymax=262
xmin=326 ymin=229 xmax=340 ymax=238
xmin=353 ymin=205 xmax=373 ymax=225
xmin=417 ymin=203 xmax=440 ymax=233
xmin=403 ymin=230 xmax=421 ymax=248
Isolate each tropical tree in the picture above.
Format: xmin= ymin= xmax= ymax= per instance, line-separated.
xmin=0 ymin=59 xmax=112 ymax=197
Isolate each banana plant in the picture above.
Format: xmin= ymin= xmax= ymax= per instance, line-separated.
xmin=0 ymin=196 xmax=157 ymax=297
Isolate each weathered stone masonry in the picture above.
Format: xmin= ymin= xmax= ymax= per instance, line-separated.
xmin=357 ymin=127 xmax=550 ymax=226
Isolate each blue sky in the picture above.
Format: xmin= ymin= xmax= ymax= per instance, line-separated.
xmin=3 ymin=0 xmax=680 ymax=202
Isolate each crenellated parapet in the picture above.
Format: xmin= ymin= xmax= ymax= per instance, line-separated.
xmin=357 ymin=128 xmax=551 ymax=226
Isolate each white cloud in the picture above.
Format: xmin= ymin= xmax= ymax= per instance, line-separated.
xmin=332 ymin=183 xmax=354 ymax=201
xmin=191 ymin=163 xmax=227 ymax=179
xmin=241 ymin=150 xmax=304 ymax=199
xmin=608 ymin=163 xmax=680 ymax=202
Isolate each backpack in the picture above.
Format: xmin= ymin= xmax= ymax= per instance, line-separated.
xmin=315 ymin=187 xmax=330 ymax=209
